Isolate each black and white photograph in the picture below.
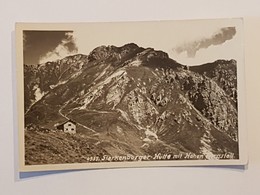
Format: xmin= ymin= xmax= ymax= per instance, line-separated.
xmin=16 ymin=19 xmax=246 ymax=171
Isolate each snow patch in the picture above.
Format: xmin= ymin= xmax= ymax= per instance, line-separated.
xmin=50 ymin=80 xmax=67 ymax=89
xmin=116 ymin=109 xmax=130 ymax=122
xmin=141 ymin=143 xmax=149 ymax=148
xmin=128 ymin=59 xmax=142 ymax=67
xmin=143 ymin=138 xmax=152 ymax=143
xmin=33 ymin=85 xmax=45 ymax=102
xmin=117 ymin=126 xmax=123 ymax=134
xmin=103 ymin=70 xmax=126 ymax=85
xmin=145 ymin=129 xmax=158 ymax=140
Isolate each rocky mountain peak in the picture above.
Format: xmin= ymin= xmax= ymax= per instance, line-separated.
xmin=24 ymin=43 xmax=239 ymax=165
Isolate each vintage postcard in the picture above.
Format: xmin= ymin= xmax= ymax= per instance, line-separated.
xmin=16 ymin=18 xmax=247 ymax=171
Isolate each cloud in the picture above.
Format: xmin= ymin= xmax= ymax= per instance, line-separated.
xmin=39 ymin=32 xmax=78 ymax=64
xmin=173 ymin=27 xmax=236 ymax=58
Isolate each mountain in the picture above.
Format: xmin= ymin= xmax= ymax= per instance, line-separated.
xmin=24 ymin=43 xmax=239 ymax=165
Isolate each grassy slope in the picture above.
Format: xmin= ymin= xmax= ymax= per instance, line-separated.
xmin=25 ymin=130 xmax=105 ymax=165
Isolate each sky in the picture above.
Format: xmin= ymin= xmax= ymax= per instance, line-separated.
xmin=23 ymin=19 xmax=243 ymax=66
xmin=23 ymin=31 xmax=78 ymax=65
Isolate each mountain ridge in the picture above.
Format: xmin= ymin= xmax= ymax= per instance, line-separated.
xmin=24 ymin=43 xmax=239 ymax=165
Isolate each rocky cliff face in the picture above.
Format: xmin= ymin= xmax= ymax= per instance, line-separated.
xmin=24 ymin=43 xmax=239 ymax=164
xmin=24 ymin=54 xmax=88 ymax=112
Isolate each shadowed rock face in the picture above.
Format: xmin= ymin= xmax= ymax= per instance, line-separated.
xmin=24 ymin=43 xmax=239 ymax=165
